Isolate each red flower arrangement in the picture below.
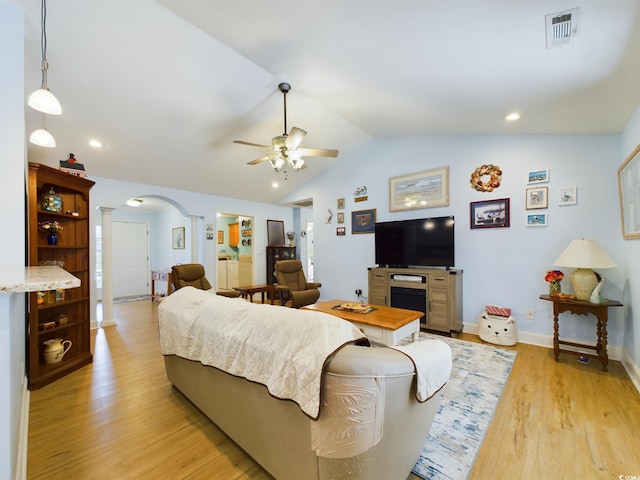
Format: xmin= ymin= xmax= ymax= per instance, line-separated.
xmin=544 ymin=270 xmax=564 ymax=283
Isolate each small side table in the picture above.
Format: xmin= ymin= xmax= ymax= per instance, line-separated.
xmin=539 ymin=294 xmax=622 ymax=371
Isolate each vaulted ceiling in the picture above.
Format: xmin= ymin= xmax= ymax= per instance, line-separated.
xmin=13 ymin=0 xmax=640 ymax=205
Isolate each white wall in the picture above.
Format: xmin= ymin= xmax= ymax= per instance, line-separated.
xmin=286 ymin=133 xmax=628 ymax=348
xmin=621 ymin=101 xmax=640 ymax=370
xmin=0 ymin=3 xmax=26 ymax=478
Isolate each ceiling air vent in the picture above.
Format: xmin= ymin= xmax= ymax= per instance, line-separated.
xmin=545 ymin=7 xmax=579 ymax=49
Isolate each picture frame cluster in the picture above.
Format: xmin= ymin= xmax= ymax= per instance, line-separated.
xmin=524 ymin=169 xmax=577 ymax=227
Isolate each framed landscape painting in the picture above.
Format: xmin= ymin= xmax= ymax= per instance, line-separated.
xmin=389 ymin=166 xmax=449 ymax=211
xmin=527 ymin=169 xmax=549 ymax=184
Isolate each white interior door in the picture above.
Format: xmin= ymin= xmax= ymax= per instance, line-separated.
xmin=113 ymin=221 xmax=150 ymax=298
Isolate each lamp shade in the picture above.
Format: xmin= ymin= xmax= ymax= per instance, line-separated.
xmin=553 ymin=239 xmax=617 ymax=301
xmin=28 ymin=88 xmax=62 ymax=115
xmin=553 ymin=238 xmax=617 ymax=269
xmin=29 ymin=128 xmax=56 ymax=148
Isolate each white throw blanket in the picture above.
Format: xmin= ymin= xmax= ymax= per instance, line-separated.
xmin=158 ymin=287 xmax=367 ymax=419
xmin=391 ymin=340 xmax=452 ymax=401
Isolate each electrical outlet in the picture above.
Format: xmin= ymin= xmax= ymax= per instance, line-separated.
xmin=527 ymin=309 xmax=535 ymax=320
xmin=355 ymin=289 xmax=362 ymax=297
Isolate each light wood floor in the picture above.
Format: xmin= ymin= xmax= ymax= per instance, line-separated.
xmin=27 ymin=300 xmax=640 ymax=479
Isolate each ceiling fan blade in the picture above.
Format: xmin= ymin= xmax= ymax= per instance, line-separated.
xmin=297 ymin=147 xmax=339 ymax=158
xmin=247 ymin=154 xmax=272 ymax=165
xmin=285 ymin=127 xmax=307 ymax=149
xmin=234 ymin=140 xmax=271 ymax=148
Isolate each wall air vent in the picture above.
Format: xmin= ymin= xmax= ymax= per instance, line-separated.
xmin=545 ymin=7 xmax=579 ymax=49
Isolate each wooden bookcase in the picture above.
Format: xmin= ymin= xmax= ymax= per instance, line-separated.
xmin=266 ymin=246 xmax=296 ymax=285
xmin=27 ymin=162 xmax=95 ymax=389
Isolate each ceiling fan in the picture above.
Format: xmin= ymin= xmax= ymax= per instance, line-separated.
xmin=233 ymin=82 xmax=338 ymax=174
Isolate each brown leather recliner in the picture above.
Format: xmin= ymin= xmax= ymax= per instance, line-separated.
xmin=170 ymin=264 xmax=241 ymax=298
xmin=274 ymin=259 xmax=321 ymax=308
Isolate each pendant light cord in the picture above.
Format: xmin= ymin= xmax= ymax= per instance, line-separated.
xmin=40 ymin=0 xmax=49 ymax=90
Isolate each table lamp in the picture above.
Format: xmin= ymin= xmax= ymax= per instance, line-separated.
xmin=553 ymin=238 xmax=617 ymax=301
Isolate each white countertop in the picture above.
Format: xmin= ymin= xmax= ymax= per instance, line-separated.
xmin=0 ymin=266 xmax=80 ymax=293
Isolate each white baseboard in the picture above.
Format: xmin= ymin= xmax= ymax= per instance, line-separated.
xmin=463 ymin=322 xmax=638 ymax=393
xmin=16 ymin=379 xmax=29 ymax=480
xmin=622 ymin=349 xmax=640 ymax=394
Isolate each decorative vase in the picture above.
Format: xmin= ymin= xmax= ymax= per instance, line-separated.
xmin=47 ymin=233 xmax=58 ymax=245
xmin=549 ymin=281 xmax=561 ymax=296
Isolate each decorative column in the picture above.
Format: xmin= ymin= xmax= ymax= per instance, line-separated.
xmin=99 ymin=207 xmax=116 ymax=327
xmin=190 ymin=215 xmax=199 ymax=263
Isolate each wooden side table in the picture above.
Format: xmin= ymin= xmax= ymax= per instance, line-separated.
xmin=234 ymin=284 xmax=275 ymax=304
xmin=539 ymin=294 xmax=622 ymax=371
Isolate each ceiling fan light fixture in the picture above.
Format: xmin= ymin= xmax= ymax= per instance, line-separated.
xmin=236 ymin=82 xmax=338 ymax=174
xmin=272 ymin=135 xmax=288 ymax=149
xmin=289 ymin=157 xmax=305 ymax=172
xmin=269 ymin=153 xmax=285 ymax=172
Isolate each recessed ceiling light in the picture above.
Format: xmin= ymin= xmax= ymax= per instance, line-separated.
xmin=505 ymin=112 xmax=521 ymax=121
xmin=272 ymin=182 xmax=279 ymax=188
xmin=89 ymin=139 xmax=103 ymax=148
xmin=126 ymin=198 xmax=143 ymax=207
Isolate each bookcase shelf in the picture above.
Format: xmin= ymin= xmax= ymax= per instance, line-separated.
xmin=27 ymin=162 xmax=95 ymax=389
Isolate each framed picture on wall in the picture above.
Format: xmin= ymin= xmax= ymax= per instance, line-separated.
xmin=172 ymin=227 xmax=185 ymax=249
xmin=267 ymin=219 xmax=285 ymax=246
xmin=527 ymin=169 xmax=549 ymax=184
xmin=389 ymin=166 xmax=449 ymax=211
xmin=525 ymin=186 xmax=548 ymax=210
xmin=217 ymin=230 xmax=224 ymax=244
xmin=526 ymin=213 xmax=548 ymax=227
xmin=351 ymin=208 xmax=376 ymax=234
xmin=558 ymin=187 xmax=577 ymax=205
xmin=470 ymin=198 xmax=510 ymax=229
xmin=618 ymin=144 xmax=640 ymax=239
xmin=337 ymin=212 xmax=345 ymax=224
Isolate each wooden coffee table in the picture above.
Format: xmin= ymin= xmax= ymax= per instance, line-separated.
xmin=303 ymin=299 xmax=422 ymax=346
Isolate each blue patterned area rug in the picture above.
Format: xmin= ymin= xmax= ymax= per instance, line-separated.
xmin=402 ymin=332 xmax=517 ymax=480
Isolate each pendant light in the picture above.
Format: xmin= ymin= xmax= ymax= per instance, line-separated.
xmin=28 ymin=0 xmax=62 ymax=115
xmin=29 ymin=114 xmax=56 ymax=148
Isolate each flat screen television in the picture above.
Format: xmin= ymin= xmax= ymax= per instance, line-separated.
xmin=374 ymin=216 xmax=455 ymax=268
